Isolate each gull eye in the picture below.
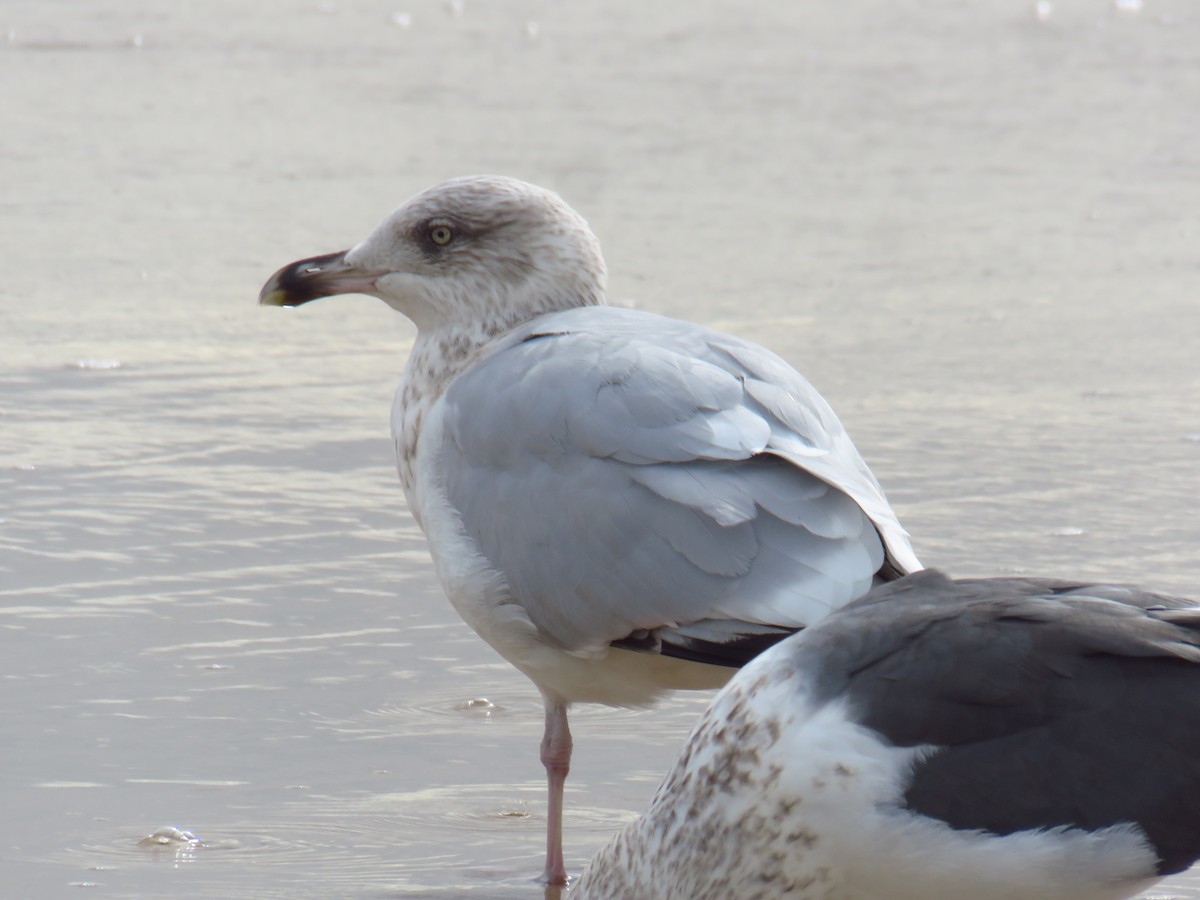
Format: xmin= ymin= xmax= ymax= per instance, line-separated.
xmin=429 ymin=224 xmax=454 ymax=246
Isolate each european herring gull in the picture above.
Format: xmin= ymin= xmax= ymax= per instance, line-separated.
xmin=575 ymin=569 xmax=1200 ymax=900
xmin=258 ymin=175 xmax=921 ymax=883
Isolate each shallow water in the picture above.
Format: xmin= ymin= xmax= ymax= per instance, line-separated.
xmin=2 ymin=0 xmax=1198 ymax=896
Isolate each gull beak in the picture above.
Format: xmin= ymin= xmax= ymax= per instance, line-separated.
xmin=258 ymin=249 xmax=381 ymax=307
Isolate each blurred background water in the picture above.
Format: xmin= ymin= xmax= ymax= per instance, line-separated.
xmin=2 ymin=0 xmax=1197 ymax=896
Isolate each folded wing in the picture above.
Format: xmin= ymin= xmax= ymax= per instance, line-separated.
xmin=437 ymin=306 xmax=920 ymax=658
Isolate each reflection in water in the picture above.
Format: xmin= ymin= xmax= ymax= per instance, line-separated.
xmin=2 ymin=0 xmax=1198 ymax=897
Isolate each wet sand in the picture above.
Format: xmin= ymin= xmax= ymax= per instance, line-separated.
xmin=2 ymin=0 xmax=1198 ymax=896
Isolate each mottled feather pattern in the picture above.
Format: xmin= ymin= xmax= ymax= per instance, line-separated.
xmin=578 ymin=570 xmax=1200 ymax=898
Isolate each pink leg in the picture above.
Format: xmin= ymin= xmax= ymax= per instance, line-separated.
xmin=540 ymin=699 xmax=572 ymax=885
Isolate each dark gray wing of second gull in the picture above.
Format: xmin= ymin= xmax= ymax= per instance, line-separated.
xmin=803 ymin=570 xmax=1200 ymax=876
xmin=437 ymin=305 xmax=921 ymax=663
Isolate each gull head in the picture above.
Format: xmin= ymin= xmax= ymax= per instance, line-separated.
xmin=259 ymin=175 xmax=607 ymax=334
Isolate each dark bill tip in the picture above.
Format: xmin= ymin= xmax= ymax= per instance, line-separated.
xmin=258 ymin=249 xmax=370 ymax=307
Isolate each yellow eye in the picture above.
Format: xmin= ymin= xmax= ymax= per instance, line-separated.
xmin=429 ymin=224 xmax=454 ymax=246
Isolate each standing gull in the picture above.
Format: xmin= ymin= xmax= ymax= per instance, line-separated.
xmin=575 ymin=569 xmax=1200 ymax=900
xmin=258 ymin=175 xmax=921 ymax=882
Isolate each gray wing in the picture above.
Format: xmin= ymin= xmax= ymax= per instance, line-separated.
xmin=436 ymin=306 xmax=919 ymax=656
xmin=799 ymin=570 xmax=1200 ymax=876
